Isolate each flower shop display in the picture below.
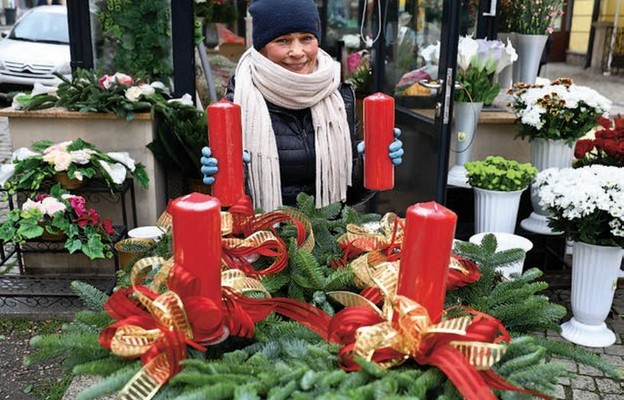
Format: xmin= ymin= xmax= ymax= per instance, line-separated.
xmin=24 ymin=192 xmax=624 ymax=399
xmin=509 ymin=78 xmax=612 ymax=233
xmin=465 ymin=155 xmax=537 ymax=234
xmin=0 ymin=184 xmax=115 ymax=260
xmin=444 ymin=36 xmax=518 ymax=187
xmin=535 ymin=165 xmax=624 ymax=346
xmin=574 ymin=114 xmax=624 ymax=167
xmin=503 ymin=0 xmax=565 ymax=84
xmin=0 ymin=139 xmax=149 ymax=194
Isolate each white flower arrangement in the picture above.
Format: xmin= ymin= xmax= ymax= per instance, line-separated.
xmin=509 ymin=78 xmax=612 ymax=144
xmin=534 ymin=165 xmax=624 ymax=247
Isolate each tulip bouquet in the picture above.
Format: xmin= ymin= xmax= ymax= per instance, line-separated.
xmin=420 ymin=36 xmax=518 ymax=105
xmin=0 ymin=139 xmax=149 ymax=194
xmin=0 ymin=184 xmax=116 ymax=259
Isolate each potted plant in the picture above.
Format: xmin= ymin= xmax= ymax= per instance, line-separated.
xmin=574 ymin=114 xmax=624 ymax=168
xmin=1 ymin=138 xmax=149 ymax=194
xmin=534 ymin=165 xmax=624 ymax=347
xmin=509 ymin=78 xmax=611 ymax=233
xmin=0 ymin=184 xmax=116 ymax=260
xmin=421 ymin=36 xmax=517 ymax=186
xmin=465 ymin=155 xmax=537 ymax=234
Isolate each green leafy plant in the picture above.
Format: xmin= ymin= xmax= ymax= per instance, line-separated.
xmin=0 ymin=185 xmax=115 ymax=259
xmin=465 ymin=155 xmax=537 ymax=191
xmin=96 ymin=0 xmax=173 ymax=83
xmin=52 ymin=68 xmax=169 ymax=121
xmin=3 ymin=138 xmax=149 ymax=194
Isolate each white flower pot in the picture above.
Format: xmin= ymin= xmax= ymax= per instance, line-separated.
xmin=560 ymin=241 xmax=623 ymax=347
xmin=448 ymin=102 xmax=483 ymax=188
xmin=474 ymin=187 xmax=525 ymax=234
xmin=469 ymin=232 xmax=533 ymax=278
xmin=515 ymin=34 xmax=548 ymax=85
xmin=521 ymin=139 xmax=574 ymax=235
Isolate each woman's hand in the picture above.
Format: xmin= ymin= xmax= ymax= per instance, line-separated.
xmin=200 ymin=147 xmax=251 ymax=185
xmin=356 ymin=128 xmax=404 ymax=166
xmin=201 ymin=147 xmax=218 ymax=185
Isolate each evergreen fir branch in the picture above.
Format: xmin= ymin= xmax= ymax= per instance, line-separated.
xmin=71 ymin=280 xmax=109 ymax=312
xmin=75 ymin=362 xmax=141 ymax=400
xmin=26 ymin=333 xmax=109 ymax=367
xmin=533 ymin=336 xmax=624 ymax=378
xmin=323 ymin=267 xmax=355 ymax=292
xmin=73 ymin=311 xmax=114 ymax=330
xmin=72 ymin=357 xmax=130 ymax=376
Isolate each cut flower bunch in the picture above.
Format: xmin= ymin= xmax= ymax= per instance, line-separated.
xmin=509 ymin=78 xmax=612 ymax=144
xmin=502 ymin=0 xmax=565 ymax=35
xmin=0 ymin=184 xmax=115 ymax=259
xmin=574 ymin=114 xmax=624 ymax=167
xmin=13 ymin=68 xmax=172 ymax=120
xmin=534 ymin=165 xmax=624 ymax=248
xmin=0 ymin=139 xmax=149 ymax=194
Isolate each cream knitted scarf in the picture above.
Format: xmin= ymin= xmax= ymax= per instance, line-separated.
xmin=233 ymin=47 xmax=352 ymax=211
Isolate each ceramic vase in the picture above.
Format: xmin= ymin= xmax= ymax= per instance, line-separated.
xmin=54 ymin=171 xmax=84 ymax=190
xmin=515 ymin=34 xmax=548 ymax=85
xmin=448 ymin=102 xmax=484 ymax=188
xmin=474 ymin=187 xmax=526 ymax=234
xmin=520 ymin=138 xmax=574 ymax=234
xmin=560 ymin=241 xmax=622 ymax=347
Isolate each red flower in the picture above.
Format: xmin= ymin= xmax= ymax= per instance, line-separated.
xmin=68 ymin=196 xmax=87 ymax=217
xmin=598 ymin=116 xmax=612 ymax=129
xmin=102 ymin=219 xmax=115 ymax=236
xmin=574 ymin=139 xmax=595 ymax=159
xmin=614 ymin=114 xmax=624 ymax=130
xmin=595 ymin=128 xmax=620 ymax=141
xmin=601 ymin=139 xmax=620 ymax=157
xmin=34 ymin=193 xmax=50 ymax=201
xmin=88 ymin=208 xmax=100 ymax=225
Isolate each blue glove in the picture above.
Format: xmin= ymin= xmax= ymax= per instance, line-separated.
xmin=200 ymin=147 xmax=251 ymax=185
xmin=357 ymin=128 xmax=404 ymax=166
xmin=201 ymin=146 xmax=218 ymax=185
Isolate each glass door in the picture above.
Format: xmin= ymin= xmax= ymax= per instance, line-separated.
xmin=367 ymin=0 xmax=460 ymax=215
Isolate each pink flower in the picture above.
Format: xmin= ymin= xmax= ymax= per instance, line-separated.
xmin=88 ymin=208 xmax=100 ymax=225
xmin=347 ymin=52 xmax=363 ymax=73
xmin=113 ymin=73 xmax=134 ymax=86
xmin=64 ymin=195 xmax=87 ymax=217
xmin=42 ymin=141 xmax=71 ymax=155
xmin=98 ymin=74 xmax=114 ymax=90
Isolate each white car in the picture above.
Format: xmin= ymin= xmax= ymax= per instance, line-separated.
xmin=0 ymin=5 xmax=71 ymax=91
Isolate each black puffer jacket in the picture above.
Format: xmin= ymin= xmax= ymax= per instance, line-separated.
xmin=225 ymin=77 xmax=371 ymax=206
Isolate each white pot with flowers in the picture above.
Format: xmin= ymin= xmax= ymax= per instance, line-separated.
xmin=509 ymin=78 xmax=612 ymax=234
xmin=534 ymin=165 xmax=624 ymax=347
xmin=465 ymin=155 xmax=537 ymax=234
xmin=420 ymin=37 xmax=517 ymax=187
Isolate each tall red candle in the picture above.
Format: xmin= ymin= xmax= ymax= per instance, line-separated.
xmin=207 ymin=99 xmax=244 ymax=207
xmin=397 ymin=202 xmax=457 ymax=323
xmin=170 ymin=193 xmax=222 ymax=305
xmin=363 ymin=92 xmax=395 ymax=190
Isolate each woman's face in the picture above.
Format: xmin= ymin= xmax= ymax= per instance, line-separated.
xmin=260 ymin=32 xmax=319 ymax=74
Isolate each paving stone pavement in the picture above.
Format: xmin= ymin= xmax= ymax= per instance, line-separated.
xmin=1 ymin=64 xmax=624 ymax=397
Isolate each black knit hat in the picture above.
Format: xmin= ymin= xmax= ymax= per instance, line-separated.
xmin=249 ymin=0 xmax=321 ymax=50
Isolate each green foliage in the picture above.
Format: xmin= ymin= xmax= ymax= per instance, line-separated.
xmin=54 ymin=68 xmax=168 ymax=121
xmin=455 ymin=66 xmax=500 ymax=105
xmin=450 ymin=235 xmax=566 ymax=333
xmin=71 ymin=281 xmax=110 ymax=312
xmin=465 ymin=156 xmax=537 ymax=191
xmin=96 ymin=0 xmax=172 ymax=83
xmin=147 ymin=101 xmax=208 ymax=179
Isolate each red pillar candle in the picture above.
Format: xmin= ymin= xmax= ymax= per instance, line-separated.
xmin=363 ymin=92 xmax=395 ymax=190
xmin=170 ymin=193 xmax=222 ymax=305
xmin=397 ymin=202 xmax=457 ymax=323
xmin=207 ymin=99 xmax=244 ymax=207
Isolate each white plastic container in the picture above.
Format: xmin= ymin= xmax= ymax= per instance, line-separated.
xmin=128 ymin=226 xmax=165 ymax=241
xmin=469 ymin=232 xmax=533 ymax=278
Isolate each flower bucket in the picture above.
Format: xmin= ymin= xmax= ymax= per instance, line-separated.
xmin=474 ymin=187 xmax=525 ymax=234
xmin=560 ymin=241 xmax=623 ymax=347
xmin=114 ymin=238 xmax=155 ymax=269
xmin=448 ymin=102 xmax=483 ymax=188
xmin=515 ymin=34 xmax=548 ymax=85
xmin=469 ymin=232 xmax=533 ymax=278
xmin=53 ymin=171 xmax=84 ymax=190
xmin=521 ymin=139 xmax=574 ymax=235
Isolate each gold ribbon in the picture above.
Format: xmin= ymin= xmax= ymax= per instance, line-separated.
xmin=337 ymin=213 xmax=403 ymax=252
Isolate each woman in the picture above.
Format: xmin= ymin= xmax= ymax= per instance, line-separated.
xmin=202 ymin=0 xmax=402 ymax=211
